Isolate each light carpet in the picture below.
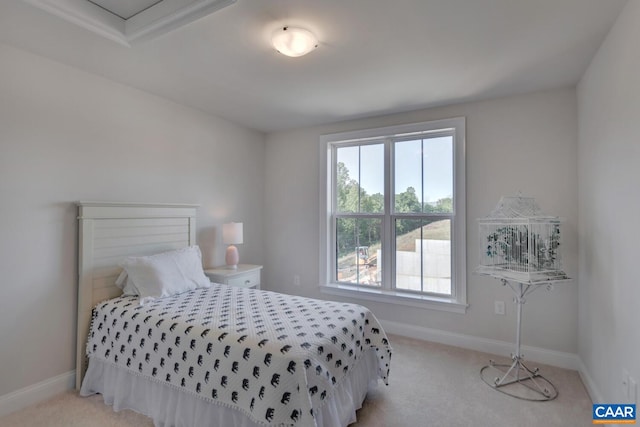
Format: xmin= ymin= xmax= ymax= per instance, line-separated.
xmin=0 ymin=335 xmax=592 ymax=426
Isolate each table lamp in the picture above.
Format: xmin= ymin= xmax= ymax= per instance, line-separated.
xmin=223 ymin=222 xmax=243 ymax=269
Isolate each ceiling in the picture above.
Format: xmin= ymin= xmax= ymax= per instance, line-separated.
xmin=0 ymin=0 xmax=628 ymax=133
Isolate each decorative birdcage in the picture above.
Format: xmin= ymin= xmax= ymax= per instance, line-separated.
xmin=476 ymin=195 xmax=568 ymax=283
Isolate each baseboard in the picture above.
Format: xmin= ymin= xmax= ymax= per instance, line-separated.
xmin=577 ymin=358 xmax=603 ymax=404
xmin=0 ymin=370 xmax=75 ymax=418
xmin=379 ymin=319 xmax=579 ymax=370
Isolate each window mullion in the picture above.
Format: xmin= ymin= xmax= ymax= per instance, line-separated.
xmin=421 ymin=138 xmax=425 ymax=215
xmin=383 ymin=138 xmax=393 ymax=291
xmin=357 ymin=146 xmax=362 ymax=213
xmin=420 ymin=139 xmax=425 ymax=293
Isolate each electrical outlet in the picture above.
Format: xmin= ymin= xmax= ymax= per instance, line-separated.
xmin=623 ymin=370 xmax=630 ymax=399
xmin=494 ymin=300 xmax=505 ymax=315
xmin=293 ymin=275 xmax=301 ymax=286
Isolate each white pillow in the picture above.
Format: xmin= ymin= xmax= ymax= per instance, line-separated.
xmin=120 ymin=246 xmax=210 ymax=303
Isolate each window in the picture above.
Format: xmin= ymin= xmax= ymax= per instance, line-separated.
xmin=320 ymin=118 xmax=467 ymax=313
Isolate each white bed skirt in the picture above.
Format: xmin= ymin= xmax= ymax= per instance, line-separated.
xmin=80 ymin=348 xmax=379 ymax=427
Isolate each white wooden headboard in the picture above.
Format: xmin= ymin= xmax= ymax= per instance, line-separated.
xmin=76 ymin=202 xmax=199 ymax=389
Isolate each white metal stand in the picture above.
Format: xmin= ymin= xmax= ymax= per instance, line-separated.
xmin=480 ymin=278 xmax=568 ymax=401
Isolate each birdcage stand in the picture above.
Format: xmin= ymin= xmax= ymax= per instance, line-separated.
xmin=480 ymin=278 xmax=568 ymax=401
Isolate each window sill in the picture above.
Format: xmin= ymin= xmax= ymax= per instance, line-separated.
xmin=320 ymin=284 xmax=468 ymax=314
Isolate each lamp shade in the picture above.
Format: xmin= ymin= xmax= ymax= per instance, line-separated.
xmin=272 ymin=26 xmax=318 ymax=57
xmin=223 ymin=222 xmax=243 ymax=245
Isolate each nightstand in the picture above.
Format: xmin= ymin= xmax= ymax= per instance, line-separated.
xmin=204 ymin=264 xmax=262 ymax=290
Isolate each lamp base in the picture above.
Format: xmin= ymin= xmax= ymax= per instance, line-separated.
xmin=225 ymin=245 xmax=239 ymax=269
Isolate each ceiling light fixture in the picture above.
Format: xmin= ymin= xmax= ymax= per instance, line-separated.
xmin=272 ymin=26 xmax=318 ymax=57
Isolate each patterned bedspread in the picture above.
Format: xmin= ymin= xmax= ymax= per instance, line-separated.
xmin=86 ymin=285 xmax=392 ymax=426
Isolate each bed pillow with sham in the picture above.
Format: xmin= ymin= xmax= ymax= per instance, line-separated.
xmin=120 ymin=245 xmax=210 ymax=304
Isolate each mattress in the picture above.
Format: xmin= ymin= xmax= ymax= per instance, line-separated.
xmin=81 ymin=284 xmax=392 ymax=427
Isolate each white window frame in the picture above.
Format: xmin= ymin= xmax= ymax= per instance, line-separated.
xmin=319 ymin=118 xmax=467 ymax=313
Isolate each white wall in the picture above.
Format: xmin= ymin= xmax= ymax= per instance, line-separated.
xmin=577 ymin=0 xmax=640 ymax=403
xmin=0 ymin=42 xmax=265 ymax=397
xmin=264 ymin=88 xmax=579 ymax=355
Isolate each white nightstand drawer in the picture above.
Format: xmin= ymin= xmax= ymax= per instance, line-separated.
xmin=227 ymin=270 xmax=260 ymax=289
xmin=204 ymin=264 xmax=262 ymax=290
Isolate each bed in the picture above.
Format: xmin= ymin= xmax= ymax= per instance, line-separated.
xmin=75 ymin=202 xmax=392 ymax=427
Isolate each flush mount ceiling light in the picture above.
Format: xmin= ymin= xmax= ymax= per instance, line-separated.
xmin=272 ymin=26 xmax=318 ymax=57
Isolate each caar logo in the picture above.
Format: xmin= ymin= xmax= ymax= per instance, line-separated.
xmin=593 ymin=404 xmax=636 ymax=424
